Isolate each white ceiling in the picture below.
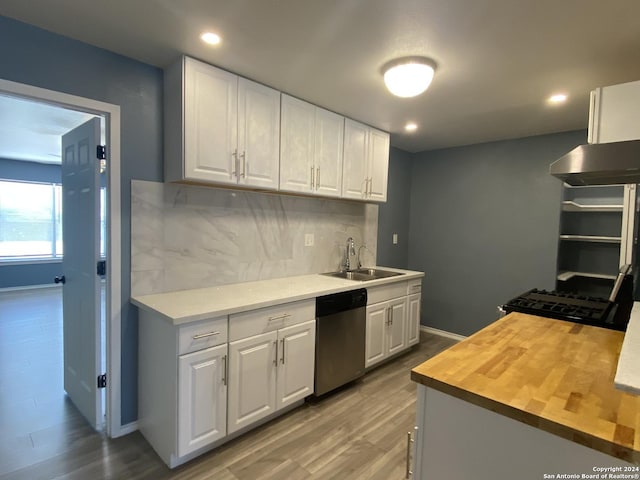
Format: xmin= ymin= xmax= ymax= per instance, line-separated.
xmin=1 ymin=0 xmax=640 ymax=154
xmin=0 ymin=94 xmax=97 ymax=163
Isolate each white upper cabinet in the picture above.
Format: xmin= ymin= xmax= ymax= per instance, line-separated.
xmin=237 ymin=78 xmax=281 ymax=188
xmin=342 ymin=119 xmax=390 ymax=202
xmin=166 ymin=56 xmax=390 ymax=201
xmin=279 ymin=95 xmax=315 ymax=193
xmin=280 ymin=94 xmax=344 ymax=197
xmin=588 ymin=79 xmax=640 ymax=144
xmin=165 ymin=56 xmax=280 ymax=190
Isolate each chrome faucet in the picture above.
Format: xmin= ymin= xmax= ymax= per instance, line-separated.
xmin=345 ymin=237 xmax=357 ymax=271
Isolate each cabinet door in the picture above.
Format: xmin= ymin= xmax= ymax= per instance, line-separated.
xmin=314 ymin=107 xmax=344 ymax=197
xmin=342 ymin=119 xmax=369 ymax=199
xmin=238 ymin=78 xmax=281 ymax=189
xmin=279 ymin=95 xmax=315 ymax=193
xmin=368 ymin=128 xmax=390 ymax=202
xmin=184 ymin=57 xmax=238 ymax=184
xmin=276 ymin=319 xmax=316 ymax=409
xmin=407 ymin=294 xmax=421 ymax=347
xmin=365 ymin=302 xmax=388 ymax=368
xmin=387 ymin=298 xmax=407 ymax=357
xmin=228 ymin=332 xmax=277 ymax=434
xmin=589 ymin=80 xmax=640 ymax=144
xmin=178 ymin=344 xmax=227 ymax=456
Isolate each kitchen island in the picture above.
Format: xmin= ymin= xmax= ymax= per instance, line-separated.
xmin=410 ymin=312 xmax=640 ymax=479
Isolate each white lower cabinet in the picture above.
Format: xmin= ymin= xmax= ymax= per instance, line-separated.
xmin=228 ymin=331 xmax=277 ymax=434
xmin=407 ymin=293 xmax=421 ymax=347
xmin=277 ymin=321 xmax=316 ymax=408
xmin=365 ymin=279 xmax=422 ymax=369
xmin=365 ymin=297 xmax=407 ymax=368
xmin=178 ymin=344 xmax=227 ymax=456
xmin=138 ymin=313 xmax=229 ymax=468
xmin=227 ymin=301 xmax=316 ymax=434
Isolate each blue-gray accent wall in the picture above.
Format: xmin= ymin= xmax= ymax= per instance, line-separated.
xmin=376 ymin=147 xmax=412 ymax=269
xmin=407 ymin=131 xmax=586 ymax=336
xmin=0 ymin=15 xmax=163 ymax=424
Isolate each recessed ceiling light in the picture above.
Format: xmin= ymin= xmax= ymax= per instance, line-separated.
xmin=201 ymin=32 xmax=221 ymax=45
xmin=382 ymin=57 xmax=437 ymax=98
xmin=548 ymin=93 xmax=568 ymax=104
xmin=405 ymin=122 xmax=418 ymax=132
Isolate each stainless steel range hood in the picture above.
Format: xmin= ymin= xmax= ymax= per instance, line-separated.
xmin=549 ymin=139 xmax=640 ymax=186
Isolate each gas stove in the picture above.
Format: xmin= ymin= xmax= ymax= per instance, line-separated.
xmin=502 ymin=265 xmax=634 ymax=332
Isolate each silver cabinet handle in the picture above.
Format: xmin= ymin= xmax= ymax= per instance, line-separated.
xmin=405 ymin=430 xmax=414 ymax=478
xmin=273 ymin=340 xmax=278 ymax=366
xmin=368 ymin=178 xmax=373 ymax=196
xmin=192 ymin=331 xmax=221 ymax=340
xmin=222 ymin=354 xmax=227 ymax=386
xmin=232 ymin=149 xmax=238 ymax=177
xmin=311 ymin=165 xmax=315 ymax=189
xmin=386 ymin=307 xmax=391 ymax=326
xmin=316 ymin=167 xmax=320 ymax=190
xmin=240 ymin=151 xmax=246 ymax=178
xmin=390 ymin=306 xmax=394 ymax=325
xmin=268 ymin=313 xmax=291 ymax=322
xmin=280 ymin=338 xmax=285 ymax=364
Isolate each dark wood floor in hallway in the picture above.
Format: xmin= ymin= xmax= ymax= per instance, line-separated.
xmin=0 ymin=287 xmax=457 ymax=480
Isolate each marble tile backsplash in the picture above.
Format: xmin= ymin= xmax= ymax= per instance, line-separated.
xmin=131 ymin=180 xmax=378 ymax=296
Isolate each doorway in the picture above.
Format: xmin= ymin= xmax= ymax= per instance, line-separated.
xmin=0 ymin=79 xmax=122 ymax=442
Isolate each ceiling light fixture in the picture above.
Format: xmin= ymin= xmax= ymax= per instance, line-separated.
xmin=200 ymin=32 xmax=221 ymax=45
xmin=382 ymin=56 xmax=437 ymax=98
xmin=548 ymin=93 xmax=568 ymax=104
xmin=405 ymin=122 xmax=418 ymax=132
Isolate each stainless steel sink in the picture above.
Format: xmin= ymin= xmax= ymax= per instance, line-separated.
xmin=352 ymin=268 xmax=404 ymax=279
xmin=321 ymin=268 xmax=404 ymax=281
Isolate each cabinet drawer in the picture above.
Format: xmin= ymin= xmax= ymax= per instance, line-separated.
xmin=407 ymin=279 xmax=422 ymax=295
xmin=179 ymin=317 xmax=228 ymax=355
xmin=367 ymin=281 xmax=408 ymax=305
xmin=229 ymin=299 xmax=315 ymax=342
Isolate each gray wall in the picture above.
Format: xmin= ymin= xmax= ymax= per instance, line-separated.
xmin=408 ymin=131 xmax=587 ymax=336
xmin=0 ymin=15 xmax=164 ymax=424
xmin=0 ymin=158 xmax=63 ymax=288
xmin=376 ymin=147 xmax=412 ymax=269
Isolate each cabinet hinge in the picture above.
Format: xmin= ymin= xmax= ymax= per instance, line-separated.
xmin=97 ymin=374 xmax=107 ymax=389
xmin=96 ymin=145 xmax=107 ymax=160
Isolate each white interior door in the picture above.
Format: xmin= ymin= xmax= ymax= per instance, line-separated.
xmin=61 ymin=117 xmax=103 ymax=429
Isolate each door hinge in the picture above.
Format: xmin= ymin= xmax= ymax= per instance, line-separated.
xmin=97 ymin=374 xmax=107 ymax=389
xmin=97 ymin=145 xmax=106 ymax=160
xmin=97 ymin=260 xmax=106 ymax=276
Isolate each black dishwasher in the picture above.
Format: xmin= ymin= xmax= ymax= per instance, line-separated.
xmin=314 ymin=288 xmax=367 ymax=396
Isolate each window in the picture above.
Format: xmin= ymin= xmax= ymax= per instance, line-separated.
xmin=0 ymin=179 xmax=106 ymax=261
xmin=0 ymin=180 xmax=62 ymax=259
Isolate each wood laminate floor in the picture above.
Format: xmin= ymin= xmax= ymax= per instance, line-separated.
xmin=0 ymin=288 xmax=457 ymax=480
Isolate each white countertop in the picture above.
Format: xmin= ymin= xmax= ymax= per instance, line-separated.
xmin=131 ymin=266 xmax=424 ymax=325
xmin=615 ymin=301 xmax=640 ymax=395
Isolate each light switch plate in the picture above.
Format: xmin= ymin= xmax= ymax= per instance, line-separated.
xmin=305 ymin=233 xmax=314 ymax=247
xmin=392 ymin=233 xmax=398 ymax=244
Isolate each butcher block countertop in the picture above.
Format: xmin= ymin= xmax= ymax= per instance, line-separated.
xmin=411 ymin=312 xmax=640 ymax=463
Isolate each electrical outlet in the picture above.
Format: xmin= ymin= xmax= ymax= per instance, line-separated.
xmin=305 ymin=233 xmax=314 ymax=247
xmin=392 ymin=233 xmax=398 ymax=245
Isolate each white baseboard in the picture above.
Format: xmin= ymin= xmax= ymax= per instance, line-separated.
xmin=0 ymin=283 xmax=61 ymax=293
xmin=114 ymin=420 xmax=139 ymax=437
xmin=421 ymin=325 xmax=467 ymax=342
